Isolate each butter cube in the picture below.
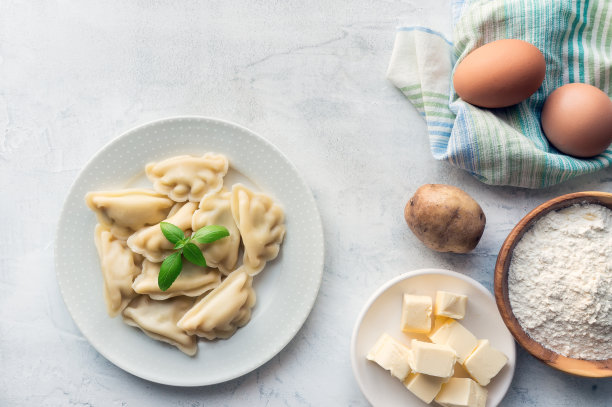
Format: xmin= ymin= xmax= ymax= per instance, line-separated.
xmin=428 ymin=318 xmax=478 ymax=364
xmin=435 ymin=378 xmax=487 ymax=407
xmin=410 ymin=339 xmax=456 ymax=378
xmin=463 ymin=339 xmax=508 ymax=386
xmin=401 ymin=294 xmax=432 ymax=333
xmin=435 ymin=291 xmax=468 ymax=319
xmin=366 ymin=333 xmax=412 ymax=380
xmin=403 ymin=373 xmax=446 ymax=403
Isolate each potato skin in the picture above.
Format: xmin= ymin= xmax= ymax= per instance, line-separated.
xmin=404 ymin=184 xmax=486 ymax=253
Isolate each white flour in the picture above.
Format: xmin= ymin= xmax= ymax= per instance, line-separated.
xmin=508 ymin=203 xmax=612 ymax=360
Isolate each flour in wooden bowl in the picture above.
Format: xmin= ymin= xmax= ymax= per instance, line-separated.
xmin=508 ymin=203 xmax=612 ymax=360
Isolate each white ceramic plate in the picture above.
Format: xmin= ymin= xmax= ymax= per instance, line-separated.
xmin=351 ymin=269 xmax=516 ymax=407
xmin=55 ymin=116 xmax=324 ymax=386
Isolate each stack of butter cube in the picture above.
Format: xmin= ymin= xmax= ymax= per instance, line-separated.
xmin=366 ymin=291 xmax=508 ymax=406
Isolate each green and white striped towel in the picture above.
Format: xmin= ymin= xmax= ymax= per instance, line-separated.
xmin=387 ymin=0 xmax=612 ymax=188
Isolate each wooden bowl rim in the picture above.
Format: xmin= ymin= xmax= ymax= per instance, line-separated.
xmin=494 ymin=191 xmax=612 ymax=377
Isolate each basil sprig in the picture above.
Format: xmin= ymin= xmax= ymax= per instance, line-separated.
xmin=158 ymin=222 xmax=229 ymax=291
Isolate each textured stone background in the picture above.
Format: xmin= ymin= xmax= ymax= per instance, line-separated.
xmin=1 ymin=0 xmax=611 ymax=405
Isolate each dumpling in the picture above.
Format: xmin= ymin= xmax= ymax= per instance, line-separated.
xmin=177 ymin=267 xmax=256 ymax=340
xmin=85 ymin=189 xmax=174 ymax=239
xmin=192 ymin=190 xmax=241 ymax=275
xmin=94 ymin=225 xmax=143 ymax=317
xmin=133 ymin=260 xmax=221 ymax=300
xmin=230 ymin=184 xmax=285 ymax=275
xmin=145 ymin=153 xmax=229 ymax=202
xmin=127 ymin=202 xmax=198 ymax=262
xmin=122 ymin=295 xmax=198 ymax=356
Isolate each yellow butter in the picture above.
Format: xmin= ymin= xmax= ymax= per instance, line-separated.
xmin=435 ymin=291 xmax=468 ymax=319
xmin=428 ymin=318 xmax=478 ymax=364
xmin=366 ymin=333 xmax=412 ymax=380
xmin=410 ymin=339 xmax=456 ymax=378
xmin=463 ymin=339 xmax=508 ymax=386
xmin=435 ymin=377 xmax=487 ymax=407
xmin=401 ymin=294 xmax=432 ymax=333
xmin=403 ymin=373 xmax=446 ymax=403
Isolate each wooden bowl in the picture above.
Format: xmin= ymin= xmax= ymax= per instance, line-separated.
xmin=494 ymin=191 xmax=612 ymax=377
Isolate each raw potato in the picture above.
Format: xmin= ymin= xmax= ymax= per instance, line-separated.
xmin=404 ymin=184 xmax=485 ymax=253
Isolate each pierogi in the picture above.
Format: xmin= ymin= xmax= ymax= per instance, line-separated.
xmin=146 ymin=153 xmax=229 ymax=202
xmin=177 ymin=267 xmax=256 ymax=340
xmin=94 ymin=225 xmax=143 ymax=317
xmin=86 ymin=189 xmax=174 ymax=239
xmin=122 ymin=295 xmax=197 ymax=356
xmin=133 ymin=260 xmax=221 ymax=300
xmin=231 ymin=184 xmax=285 ymax=275
xmin=127 ymin=202 xmax=198 ymax=262
xmin=86 ymin=153 xmax=285 ymax=356
xmin=192 ymin=190 xmax=241 ymax=275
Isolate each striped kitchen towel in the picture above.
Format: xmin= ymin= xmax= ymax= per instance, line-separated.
xmin=387 ymin=0 xmax=612 ymax=188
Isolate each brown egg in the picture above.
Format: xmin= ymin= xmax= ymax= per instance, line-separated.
xmin=453 ymin=39 xmax=546 ymax=108
xmin=541 ymin=83 xmax=612 ymax=158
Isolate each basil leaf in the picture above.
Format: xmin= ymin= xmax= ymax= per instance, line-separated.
xmin=182 ymin=243 xmax=207 ymax=267
xmin=160 ymin=222 xmax=185 ymax=244
xmin=192 ymin=225 xmax=229 ymax=244
xmin=158 ymin=252 xmax=183 ymax=291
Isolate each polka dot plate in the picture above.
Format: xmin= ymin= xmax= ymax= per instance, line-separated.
xmin=55 ymin=116 xmax=324 ymax=386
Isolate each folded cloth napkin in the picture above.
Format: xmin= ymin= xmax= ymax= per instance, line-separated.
xmin=387 ymin=0 xmax=612 ymax=188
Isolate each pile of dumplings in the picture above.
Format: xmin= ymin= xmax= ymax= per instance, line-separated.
xmin=85 ymin=153 xmax=286 ymax=356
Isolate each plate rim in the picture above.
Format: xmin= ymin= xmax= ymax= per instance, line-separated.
xmin=54 ymin=115 xmax=325 ymax=386
xmin=350 ymin=268 xmax=516 ymax=406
